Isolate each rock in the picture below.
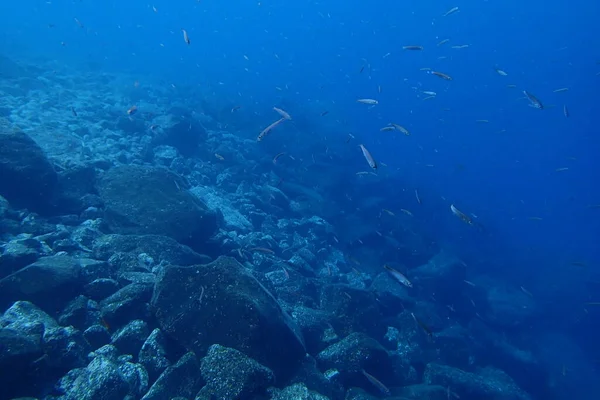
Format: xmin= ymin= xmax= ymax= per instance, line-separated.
xmin=411 ymin=251 xmax=466 ymax=302
xmin=423 ymin=363 xmax=531 ymax=400
xmin=151 ymin=256 xmax=305 ymax=380
xmin=398 ymin=384 xmax=447 ymax=400
xmin=96 ymin=165 xmax=217 ymax=250
xmin=56 ymin=164 xmax=98 ymax=214
xmin=316 ymin=332 xmax=391 ymax=374
xmin=196 ymin=344 xmax=275 ymax=399
xmin=138 ymin=329 xmax=170 ymax=383
xmin=141 ymin=352 xmax=203 ymax=400
xmin=83 ymin=324 xmax=111 ymax=350
xmin=0 ymin=120 xmax=58 ymax=214
xmin=369 ymin=271 xmax=416 ymax=315
xmin=0 ymin=255 xmax=84 ymax=311
xmin=291 ymin=306 xmax=336 ymax=354
xmin=485 ymin=285 xmax=536 ymax=328
xmin=42 ymin=325 xmax=90 ymax=370
xmin=111 ymin=319 xmax=149 ymax=358
xmin=267 ymin=383 xmax=330 ymax=400
xmin=0 ymin=240 xmax=41 ymax=279
xmin=99 ymin=283 xmax=153 ymax=328
xmin=58 ymin=295 xmax=101 ymax=330
xmin=52 ymin=345 xmax=148 ymax=400
xmin=189 ymin=186 xmax=253 ymax=232
xmin=319 ymin=284 xmax=382 ymax=337
xmin=0 ymin=328 xmax=44 ymax=392
xmin=93 ymin=234 xmax=211 ymax=267
xmin=83 ymin=278 xmax=120 ymax=301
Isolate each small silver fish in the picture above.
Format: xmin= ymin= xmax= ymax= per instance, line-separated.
xmin=359 ymin=144 xmax=377 ymax=170
xmin=384 ymin=265 xmax=412 ymax=287
xmin=357 ymin=98 xmax=378 ymax=105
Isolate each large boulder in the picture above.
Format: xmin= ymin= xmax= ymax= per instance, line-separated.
xmin=0 ymin=119 xmax=58 ymax=214
xmin=151 ymin=256 xmax=306 ymax=380
xmin=96 ymin=165 xmax=217 ymax=250
xmin=0 ymin=255 xmax=84 ymax=312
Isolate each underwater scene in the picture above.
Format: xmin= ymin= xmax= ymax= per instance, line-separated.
xmin=0 ymin=0 xmax=598 ymax=399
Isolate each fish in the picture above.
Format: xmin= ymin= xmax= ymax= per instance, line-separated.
xmin=553 ymin=87 xmax=569 ymax=93
xmin=451 ymin=44 xmax=470 ymax=49
xmin=563 ymin=105 xmax=569 ymax=117
xmin=555 ymin=167 xmax=569 ymax=172
xmin=248 ymin=247 xmax=275 ymax=254
xmin=476 ymin=119 xmax=489 ymax=123
xmin=528 ymin=216 xmax=543 ymax=221
xmin=523 ymin=90 xmax=544 ymax=109
xmin=357 ymin=98 xmax=378 ymax=105
xmin=422 ymin=90 xmax=437 ymax=96
xmin=214 ymin=153 xmax=225 ymax=161
xmin=400 ymin=209 xmax=413 ymax=216
xmin=382 ymin=209 xmax=395 ymax=216
xmin=520 ymin=286 xmax=533 ymax=297
xmin=403 ymin=45 xmax=424 ymax=50
xmin=390 ymin=123 xmax=410 ymax=135
xmin=450 ymin=204 xmax=473 ymax=225
xmin=437 ymin=39 xmax=450 ymax=46
xmin=415 ymin=189 xmax=422 ymax=204
xmin=384 ymin=265 xmax=412 ymax=287
xmin=443 ymin=6 xmax=459 ymax=16
xmin=273 ymin=152 xmax=286 ymax=164
xmin=380 ymin=126 xmax=395 ymax=132
xmin=361 ymin=370 xmax=391 ymax=396
xmin=411 ymin=312 xmax=433 ymax=339
xmin=74 ymin=18 xmax=84 ymax=28
xmin=182 ymin=29 xmax=191 ymax=45
xmin=273 ymin=107 xmax=292 ymax=120
xmin=127 ymin=105 xmax=138 ymax=115
xmin=429 ymin=71 xmax=453 ymax=80
xmin=495 ymin=68 xmax=508 ymax=76
xmin=71 ymin=107 xmax=78 ymax=117
xmin=359 ymin=144 xmax=377 ymax=170
xmin=463 ymin=280 xmax=476 ymax=287
xmin=257 ymin=117 xmax=286 ymax=141
xmin=321 ymin=110 xmax=329 ymax=116
xmin=231 ymin=105 xmax=241 ymax=112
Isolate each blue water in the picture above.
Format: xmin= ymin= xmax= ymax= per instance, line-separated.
xmin=1 ymin=0 xmax=599 ymax=399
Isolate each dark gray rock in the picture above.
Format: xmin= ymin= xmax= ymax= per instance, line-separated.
xmin=196 ymin=344 xmax=275 ymax=400
xmin=423 ymin=363 xmax=531 ymax=400
xmin=99 ymin=283 xmax=153 ymax=328
xmin=138 ymin=328 xmax=170 ymax=383
xmin=141 ymin=352 xmax=203 ymax=400
xmin=369 ymin=271 xmax=416 ymax=314
xmin=95 ymin=165 xmax=218 ymax=250
xmin=485 ymin=285 xmax=536 ymax=328
xmin=83 ymin=324 xmax=111 ymax=350
xmin=83 ymin=278 xmax=120 ymax=301
xmin=151 ymin=256 xmax=305 ymax=380
xmin=111 ymin=319 xmax=149 ymax=358
xmin=0 ymin=240 xmax=41 ymax=279
xmin=52 ymin=344 xmax=148 ymax=400
xmin=93 ymin=234 xmax=211 ymax=267
xmin=0 ymin=328 xmax=44 ymax=389
xmin=267 ymin=383 xmax=330 ymax=400
xmin=0 ymin=120 xmax=58 ymax=214
xmin=42 ymin=325 xmax=90 ymax=370
xmin=56 ymin=163 xmax=97 ymax=214
xmin=319 ymin=284 xmax=382 ymax=337
xmin=316 ymin=332 xmax=391 ymax=374
xmin=58 ymin=295 xmax=101 ymax=330
xmin=398 ymin=384 xmax=447 ymax=400
xmin=0 ymin=255 xmax=83 ymax=311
